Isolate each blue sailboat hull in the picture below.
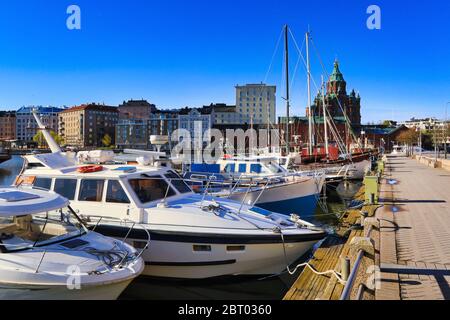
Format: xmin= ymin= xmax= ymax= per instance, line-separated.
xmin=256 ymin=194 xmax=319 ymax=217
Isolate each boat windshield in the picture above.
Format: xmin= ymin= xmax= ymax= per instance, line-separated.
xmin=0 ymin=206 xmax=87 ymax=253
xmin=265 ymin=162 xmax=285 ymax=174
xmin=129 ymin=175 xmax=177 ymax=204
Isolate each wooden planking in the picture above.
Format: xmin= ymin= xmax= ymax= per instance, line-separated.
xmin=284 ymin=185 xmax=376 ymax=300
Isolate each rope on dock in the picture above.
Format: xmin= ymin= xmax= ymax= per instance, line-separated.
xmin=278 ymin=230 xmax=347 ymax=285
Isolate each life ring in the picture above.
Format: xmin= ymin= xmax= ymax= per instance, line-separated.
xmin=77 ymin=165 xmax=104 ymax=174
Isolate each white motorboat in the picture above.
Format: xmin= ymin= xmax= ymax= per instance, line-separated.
xmin=391 ymin=145 xmax=407 ymax=156
xmin=0 ymin=187 xmax=144 ymax=300
xmin=16 ymin=154 xmax=326 ymax=279
xmin=14 ymin=111 xmax=327 ymax=279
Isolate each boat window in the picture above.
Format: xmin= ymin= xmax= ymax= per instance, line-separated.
xmin=250 ymin=164 xmax=262 ymax=174
xmin=265 ymin=162 xmax=283 ymax=174
xmin=33 ymin=178 xmax=52 ymax=190
xmin=164 ymin=171 xmax=192 ymax=194
xmin=106 ymin=180 xmax=130 ymax=204
xmin=238 ymin=164 xmax=247 ymax=173
xmin=129 ymin=177 xmax=176 ymax=204
xmin=54 ymin=179 xmax=77 ymax=200
xmin=0 ymin=207 xmax=87 ymax=253
xmin=224 ymin=164 xmax=235 ymax=173
xmin=79 ymin=179 xmax=105 ymax=202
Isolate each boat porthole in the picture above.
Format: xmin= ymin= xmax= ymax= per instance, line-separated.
xmin=193 ymin=245 xmax=212 ymax=252
xmin=227 ymin=245 xmax=246 ymax=252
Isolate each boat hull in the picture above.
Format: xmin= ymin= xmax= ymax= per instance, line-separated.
xmin=255 ymin=194 xmax=318 ymax=217
xmin=227 ymin=177 xmax=324 ymax=216
xmin=93 ymin=226 xmax=326 ymax=279
xmin=142 ymin=239 xmax=318 ymax=279
xmin=0 ymin=279 xmax=133 ymax=300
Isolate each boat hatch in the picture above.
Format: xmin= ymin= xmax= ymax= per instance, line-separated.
xmin=60 ymin=239 xmax=90 ymax=249
xmin=0 ymin=191 xmax=41 ymax=202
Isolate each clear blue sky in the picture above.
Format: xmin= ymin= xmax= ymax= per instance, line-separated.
xmin=0 ymin=0 xmax=448 ymax=123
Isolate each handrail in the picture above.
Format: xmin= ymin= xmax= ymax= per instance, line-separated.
xmin=339 ymin=224 xmax=374 ymax=300
xmin=77 ymin=214 xmax=151 ymax=269
xmin=251 ymin=177 xmax=273 ymax=206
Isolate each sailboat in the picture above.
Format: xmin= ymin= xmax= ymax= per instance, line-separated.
xmin=280 ymin=30 xmax=373 ymax=180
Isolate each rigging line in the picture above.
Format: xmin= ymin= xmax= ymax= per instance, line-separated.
xmin=310 ymin=37 xmax=330 ymax=79
xmin=289 ymin=52 xmax=302 ymax=96
xmin=292 ymin=32 xmax=359 ymax=153
xmin=264 ymin=27 xmax=284 ymax=84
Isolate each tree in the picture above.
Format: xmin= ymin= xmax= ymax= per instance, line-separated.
xmin=397 ymin=129 xmax=419 ymax=156
xmin=33 ymin=130 xmax=65 ymax=148
xmin=102 ymin=134 xmax=112 ymax=148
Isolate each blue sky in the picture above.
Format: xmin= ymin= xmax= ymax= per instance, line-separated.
xmin=0 ymin=0 xmax=448 ymax=123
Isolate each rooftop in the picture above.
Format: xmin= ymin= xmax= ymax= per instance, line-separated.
xmin=60 ymin=104 xmax=119 ymax=114
xmin=329 ymin=60 xmax=345 ymax=83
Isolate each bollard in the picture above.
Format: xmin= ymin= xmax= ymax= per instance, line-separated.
xmin=341 ymin=257 xmax=350 ymax=281
xmin=364 ymin=176 xmax=379 ymax=204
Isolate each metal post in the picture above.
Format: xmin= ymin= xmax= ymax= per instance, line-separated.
xmin=341 ymin=257 xmax=350 ymax=281
xmin=306 ymin=30 xmax=313 ymax=156
xmin=284 ymin=25 xmax=290 ymax=154
xmin=445 ymin=102 xmax=449 ymax=160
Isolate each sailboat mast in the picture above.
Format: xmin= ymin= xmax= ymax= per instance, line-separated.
xmin=306 ymin=31 xmax=313 ymax=156
xmin=321 ymin=75 xmax=329 ymax=159
xmin=284 ymin=25 xmax=290 ymax=154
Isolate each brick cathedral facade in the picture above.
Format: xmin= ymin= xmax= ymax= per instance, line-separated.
xmin=311 ymin=61 xmax=361 ymax=126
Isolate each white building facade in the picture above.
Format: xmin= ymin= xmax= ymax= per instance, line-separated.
xmin=16 ymin=106 xmax=64 ymax=142
xmin=235 ymin=84 xmax=276 ymax=126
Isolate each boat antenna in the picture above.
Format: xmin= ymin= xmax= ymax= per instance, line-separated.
xmin=32 ymin=109 xmax=62 ymax=154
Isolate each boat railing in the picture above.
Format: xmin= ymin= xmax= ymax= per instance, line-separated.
xmin=249 ymin=177 xmax=274 ymax=208
xmin=87 ymin=215 xmax=151 ymax=266
xmin=0 ymin=215 xmax=150 ymax=272
xmin=339 ymin=221 xmax=376 ymax=300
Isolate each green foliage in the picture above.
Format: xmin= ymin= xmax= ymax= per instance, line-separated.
xmin=33 ymin=131 xmax=65 ymax=148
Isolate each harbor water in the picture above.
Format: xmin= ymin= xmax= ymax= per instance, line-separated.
xmin=0 ymin=155 xmax=351 ymax=300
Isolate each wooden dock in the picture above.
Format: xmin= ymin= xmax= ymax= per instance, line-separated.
xmin=286 ymin=155 xmax=450 ymax=300
xmin=284 ymin=186 xmax=380 ymax=300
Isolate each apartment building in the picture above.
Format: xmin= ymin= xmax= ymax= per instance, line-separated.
xmin=235 ymin=83 xmax=276 ymax=126
xmin=59 ymin=104 xmax=119 ymax=148
xmin=16 ymin=106 xmax=63 ymax=142
xmin=0 ymin=111 xmax=16 ymax=141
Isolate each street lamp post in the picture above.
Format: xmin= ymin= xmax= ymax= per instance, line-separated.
xmin=446 ymin=102 xmax=449 ymax=160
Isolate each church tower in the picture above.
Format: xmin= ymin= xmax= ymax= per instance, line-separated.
xmin=311 ymin=60 xmax=361 ymax=126
xmin=327 ymin=60 xmax=347 ymax=96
